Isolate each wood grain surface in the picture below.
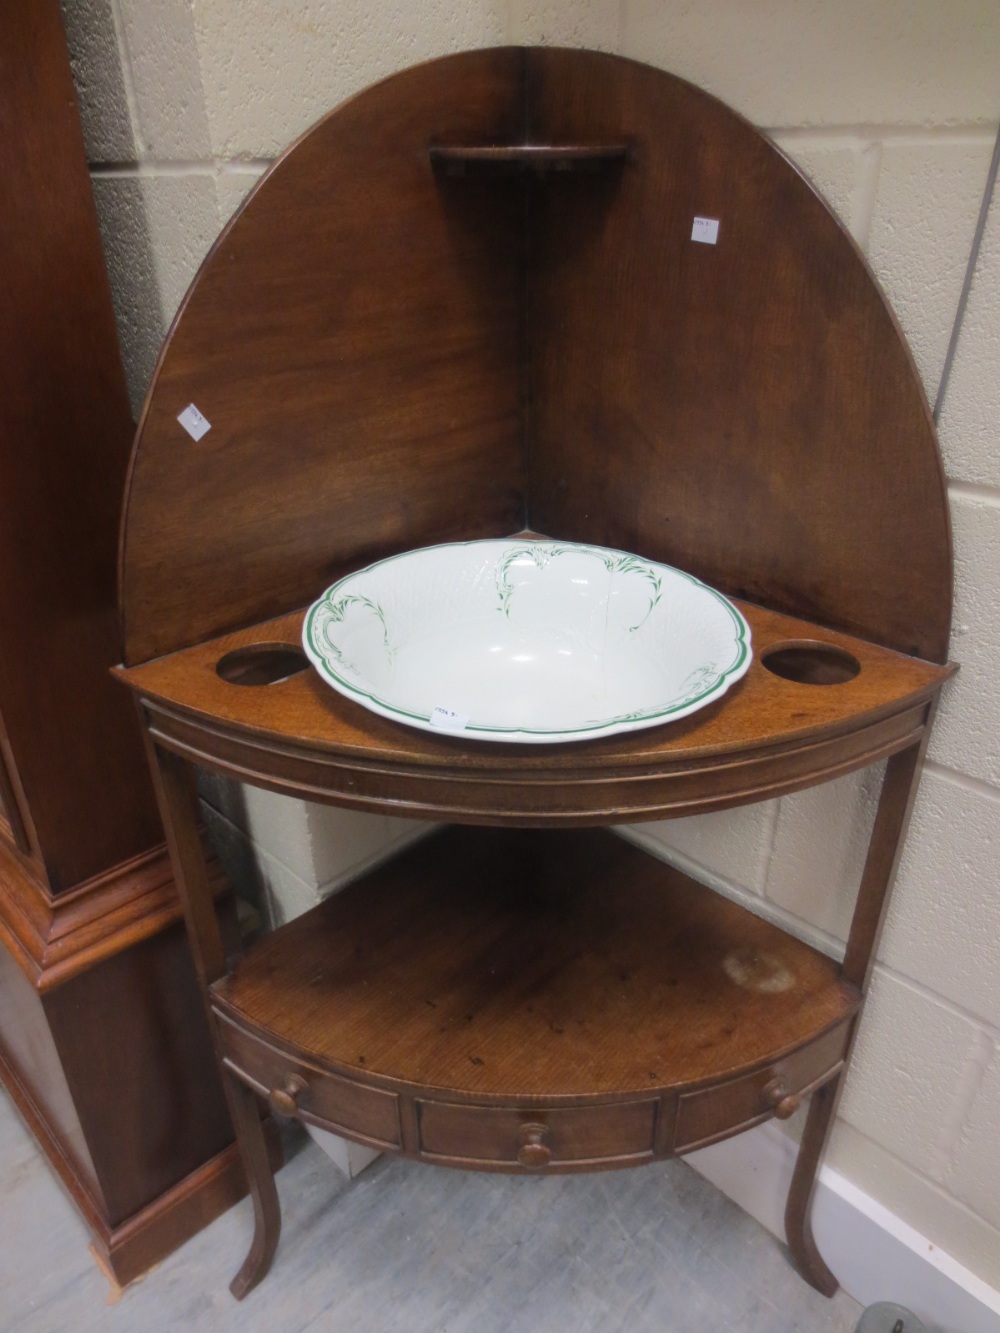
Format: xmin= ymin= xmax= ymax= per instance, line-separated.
xmin=0 ymin=2 xmax=255 ymax=1283
xmin=0 ymin=0 xmax=162 ymax=889
xmin=120 ymin=47 xmax=952 ymax=669
xmin=114 ymin=46 xmax=954 ymax=1298
xmin=121 ymin=48 xmax=526 ymax=665
xmin=524 ymin=49 xmax=952 ymax=663
xmin=118 ymin=599 xmax=951 ymax=823
xmin=213 ymin=826 xmax=858 ymax=1100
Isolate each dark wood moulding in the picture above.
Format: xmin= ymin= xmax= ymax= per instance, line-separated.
xmin=0 ymin=0 xmax=266 ymax=1286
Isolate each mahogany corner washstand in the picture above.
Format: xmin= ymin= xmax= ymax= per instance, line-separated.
xmin=114 ymin=48 xmax=955 ymax=1299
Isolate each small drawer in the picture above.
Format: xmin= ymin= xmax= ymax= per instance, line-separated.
xmin=673 ymin=1020 xmax=851 ymax=1152
xmin=417 ymin=1098 xmax=658 ymax=1170
xmin=215 ymin=1012 xmax=401 ymax=1149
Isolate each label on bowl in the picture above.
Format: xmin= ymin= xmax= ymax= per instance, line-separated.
xmin=429 ymin=706 xmax=469 ymax=733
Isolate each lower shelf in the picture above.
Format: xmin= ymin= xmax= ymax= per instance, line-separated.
xmin=212 ymin=826 xmax=859 ymax=1171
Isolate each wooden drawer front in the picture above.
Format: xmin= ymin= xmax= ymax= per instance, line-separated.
xmin=673 ymin=1021 xmax=852 ymax=1153
xmin=417 ymin=1099 xmax=658 ymax=1169
xmin=216 ymin=1014 xmax=401 ymax=1149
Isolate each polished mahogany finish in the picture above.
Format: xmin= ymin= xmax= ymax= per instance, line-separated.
xmin=0 ymin=0 xmax=259 ymax=1285
xmin=213 ymin=828 xmax=858 ymax=1101
xmin=120 ymin=47 xmax=951 ymax=669
xmin=115 ymin=48 xmax=955 ymax=1301
xmin=429 ymin=143 xmax=630 ymax=175
xmin=206 ymin=827 xmax=859 ymax=1177
xmin=120 ymin=52 xmax=526 ymax=666
xmin=0 ymin=0 xmax=159 ymax=887
xmin=118 ymin=600 xmax=950 ymax=826
xmin=524 ymin=50 xmax=951 ymax=664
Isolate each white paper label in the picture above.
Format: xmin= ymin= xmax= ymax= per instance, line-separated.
xmin=177 ymin=403 xmax=211 ymax=440
xmin=429 ymin=707 xmax=469 ymax=733
xmin=691 ymin=216 xmax=720 ymax=245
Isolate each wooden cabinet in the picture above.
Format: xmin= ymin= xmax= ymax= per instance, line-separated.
xmin=113 ymin=48 xmax=954 ymax=1300
xmin=0 ymin=0 xmax=270 ymax=1285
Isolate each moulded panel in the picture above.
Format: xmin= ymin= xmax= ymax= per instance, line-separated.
xmin=0 ymin=946 xmax=104 ymax=1209
xmin=46 ymin=921 xmax=235 ymax=1226
xmin=217 ymin=1017 xmax=402 ymax=1150
xmin=416 ymin=1097 xmax=658 ymax=1167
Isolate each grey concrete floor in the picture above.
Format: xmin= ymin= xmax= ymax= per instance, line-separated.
xmin=0 ymin=1088 xmax=862 ymax=1332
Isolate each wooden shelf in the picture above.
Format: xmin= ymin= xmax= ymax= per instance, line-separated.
xmin=212 ymin=826 xmax=858 ymax=1167
xmin=118 ymin=596 xmax=952 ymax=825
xmin=429 ymin=143 xmax=630 ymax=175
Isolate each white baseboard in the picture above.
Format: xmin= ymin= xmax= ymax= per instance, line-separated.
xmin=300 ymin=1101 xmax=1000 ymax=1329
xmin=686 ymin=1122 xmax=1000 ymax=1333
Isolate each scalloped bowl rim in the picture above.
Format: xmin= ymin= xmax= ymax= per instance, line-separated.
xmin=302 ymin=539 xmax=752 ymax=744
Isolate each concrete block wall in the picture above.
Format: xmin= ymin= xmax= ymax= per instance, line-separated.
xmin=62 ymin=0 xmax=1000 ymax=1293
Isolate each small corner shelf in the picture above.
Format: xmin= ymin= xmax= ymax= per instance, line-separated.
xmin=429 ymin=143 xmax=630 ymax=175
xmin=115 ymin=47 xmax=956 ymax=1305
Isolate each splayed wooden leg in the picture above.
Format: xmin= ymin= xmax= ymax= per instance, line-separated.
xmin=785 ymin=1075 xmax=842 ymax=1296
xmin=224 ymin=1069 xmax=282 ymax=1300
xmin=787 ymin=734 xmax=934 ymax=1296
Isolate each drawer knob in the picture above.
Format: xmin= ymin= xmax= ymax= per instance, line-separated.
xmin=763 ymin=1078 xmax=800 ymax=1120
xmin=268 ymin=1074 xmax=307 ymax=1118
xmin=517 ymin=1122 xmax=551 ymax=1169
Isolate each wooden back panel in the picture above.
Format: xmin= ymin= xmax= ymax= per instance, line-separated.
xmin=120 ymin=49 xmax=526 ymax=664
xmin=121 ymin=48 xmax=952 ymax=667
xmin=524 ymin=49 xmax=951 ymax=662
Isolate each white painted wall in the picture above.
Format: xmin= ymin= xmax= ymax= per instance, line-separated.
xmin=62 ymin=0 xmax=1000 ymax=1297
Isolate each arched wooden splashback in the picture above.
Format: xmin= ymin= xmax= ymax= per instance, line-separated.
xmin=119 ymin=47 xmax=952 ymax=667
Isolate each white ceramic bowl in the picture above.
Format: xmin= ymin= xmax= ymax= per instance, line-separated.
xmin=303 ymin=540 xmax=751 ymax=744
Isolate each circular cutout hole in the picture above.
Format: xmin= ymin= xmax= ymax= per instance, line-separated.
xmin=216 ymin=644 xmax=310 ymax=687
xmin=760 ymin=641 xmax=860 ymax=686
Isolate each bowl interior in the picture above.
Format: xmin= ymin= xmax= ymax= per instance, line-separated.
xmin=303 ymin=541 xmax=750 ymax=741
